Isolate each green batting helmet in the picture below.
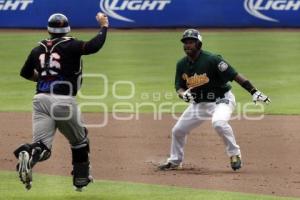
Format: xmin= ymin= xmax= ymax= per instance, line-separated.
xmin=181 ymin=29 xmax=202 ymax=43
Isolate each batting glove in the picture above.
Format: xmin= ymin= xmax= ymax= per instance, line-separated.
xmin=182 ymin=89 xmax=196 ymax=103
xmin=252 ymin=90 xmax=271 ymax=104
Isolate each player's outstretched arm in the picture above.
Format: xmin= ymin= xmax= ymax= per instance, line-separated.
xmin=81 ymin=12 xmax=109 ymax=55
xmin=234 ymin=74 xmax=271 ymax=104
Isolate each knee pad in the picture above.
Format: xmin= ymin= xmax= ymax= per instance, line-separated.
xmin=13 ymin=141 xmax=51 ymax=167
xmin=13 ymin=143 xmax=31 ymax=159
xmin=30 ymin=141 xmax=51 ymax=164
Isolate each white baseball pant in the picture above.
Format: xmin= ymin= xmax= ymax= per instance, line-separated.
xmin=167 ymin=91 xmax=241 ymax=165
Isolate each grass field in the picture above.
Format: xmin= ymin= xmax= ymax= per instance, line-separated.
xmin=0 ymin=30 xmax=299 ymax=114
xmin=0 ymin=171 xmax=298 ymax=200
xmin=0 ymin=30 xmax=299 ymax=199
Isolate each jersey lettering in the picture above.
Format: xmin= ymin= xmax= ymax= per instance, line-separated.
xmin=182 ymin=73 xmax=210 ymax=88
xmin=39 ymin=53 xmax=61 ymax=76
xmin=38 ymin=52 xmax=62 ymax=92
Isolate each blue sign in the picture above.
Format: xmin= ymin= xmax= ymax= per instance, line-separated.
xmin=0 ymin=0 xmax=300 ymax=28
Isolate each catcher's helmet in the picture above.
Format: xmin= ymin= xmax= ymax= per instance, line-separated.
xmin=47 ymin=13 xmax=70 ymax=34
xmin=181 ymin=29 xmax=202 ymax=43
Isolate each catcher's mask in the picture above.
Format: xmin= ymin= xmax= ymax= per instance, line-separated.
xmin=47 ymin=13 xmax=70 ymax=35
xmin=181 ymin=29 xmax=202 ymax=49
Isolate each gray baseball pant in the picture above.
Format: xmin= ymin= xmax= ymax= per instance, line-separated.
xmin=32 ymin=93 xmax=86 ymax=149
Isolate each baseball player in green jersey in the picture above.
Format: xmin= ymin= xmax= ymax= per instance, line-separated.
xmin=159 ymin=29 xmax=271 ymax=171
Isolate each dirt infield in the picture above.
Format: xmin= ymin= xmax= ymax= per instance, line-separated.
xmin=1 ymin=112 xmax=300 ymax=198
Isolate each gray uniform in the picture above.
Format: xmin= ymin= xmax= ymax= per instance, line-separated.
xmin=20 ymin=28 xmax=108 ymax=149
xmin=32 ymin=94 xmax=86 ymax=149
xmin=15 ymin=13 xmax=108 ymax=190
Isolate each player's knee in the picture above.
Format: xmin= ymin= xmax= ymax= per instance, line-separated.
xmin=84 ymin=127 xmax=88 ymax=136
xmin=31 ymin=141 xmax=51 ymax=163
xmin=172 ymin=125 xmax=186 ymax=138
xmin=212 ymin=120 xmax=227 ymax=131
xmin=13 ymin=141 xmax=51 ymax=167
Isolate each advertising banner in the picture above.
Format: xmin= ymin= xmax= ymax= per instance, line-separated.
xmin=0 ymin=0 xmax=300 ymax=28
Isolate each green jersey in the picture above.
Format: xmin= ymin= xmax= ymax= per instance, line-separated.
xmin=175 ymin=50 xmax=238 ymax=102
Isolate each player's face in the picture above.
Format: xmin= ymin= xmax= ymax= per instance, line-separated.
xmin=183 ymin=39 xmax=199 ymax=57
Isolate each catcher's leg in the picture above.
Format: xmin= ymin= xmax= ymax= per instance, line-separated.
xmin=54 ymin=96 xmax=92 ymax=190
xmin=13 ymin=144 xmax=32 ymax=190
xmin=13 ymin=142 xmax=51 ymax=190
xmin=14 ymin=94 xmax=56 ymax=190
xmin=71 ymin=138 xmax=93 ymax=191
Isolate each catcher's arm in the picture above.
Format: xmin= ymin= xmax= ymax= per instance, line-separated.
xmin=28 ymin=69 xmax=39 ymax=82
xmin=20 ymin=69 xmax=38 ymax=82
xmin=20 ymin=52 xmax=39 ymax=82
xmin=234 ymin=74 xmax=271 ymax=104
xmin=80 ymin=12 xmax=108 ymax=55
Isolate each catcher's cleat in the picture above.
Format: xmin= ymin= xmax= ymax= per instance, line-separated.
xmin=158 ymin=162 xmax=182 ymax=171
xmin=230 ymin=155 xmax=242 ymax=171
xmin=72 ymin=162 xmax=93 ymax=191
xmin=74 ymin=175 xmax=94 ymax=192
xmin=18 ymin=151 xmax=32 ymax=190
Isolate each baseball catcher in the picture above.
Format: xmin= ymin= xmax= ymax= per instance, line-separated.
xmin=13 ymin=12 xmax=109 ymax=191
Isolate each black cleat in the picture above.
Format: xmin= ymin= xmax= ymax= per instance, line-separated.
xmin=230 ymin=155 xmax=242 ymax=171
xmin=158 ymin=162 xmax=182 ymax=171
